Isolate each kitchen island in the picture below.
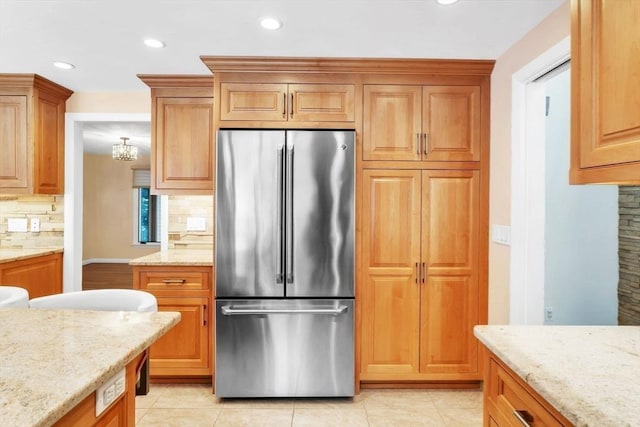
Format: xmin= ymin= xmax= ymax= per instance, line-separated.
xmin=474 ymin=325 xmax=640 ymax=426
xmin=0 ymin=308 xmax=180 ymax=427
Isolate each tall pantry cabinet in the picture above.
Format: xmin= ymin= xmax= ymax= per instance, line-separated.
xmin=202 ymin=57 xmax=493 ymax=387
xmin=359 ymin=62 xmax=492 ymax=385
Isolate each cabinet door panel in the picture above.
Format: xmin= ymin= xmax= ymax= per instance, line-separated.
xmin=420 ymin=276 xmax=477 ymax=373
xmin=422 ymin=86 xmax=480 ymax=161
xmin=220 ymin=83 xmax=287 ymax=121
xmin=35 ymin=91 xmax=65 ymax=194
xmin=361 ymin=170 xmax=421 ymax=376
xmin=0 ymin=253 xmax=62 ymax=299
xmin=289 ymin=84 xmax=355 ymax=122
xmin=363 ymin=85 xmax=421 ymax=161
xmin=420 ymin=170 xmax=479 ymax=374
xmin=574 ymin=0 xmax=640 ymax=169
xmin=0 ymin=95 xmax=28 ymax=190
xmin=155 ymin=97 xmax=214 ymax=192
xmin=149 ymin=297 xmax=210 ymax=376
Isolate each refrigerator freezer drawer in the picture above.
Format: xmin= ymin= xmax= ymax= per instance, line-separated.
xmin=215 ymin=299 xmax=354 ymax=397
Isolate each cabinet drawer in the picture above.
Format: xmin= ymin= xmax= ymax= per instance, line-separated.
xmin=137 ymin=270 xmax=209 ymax=291
xmin=489 ymin=358 xmax=565 ymax=427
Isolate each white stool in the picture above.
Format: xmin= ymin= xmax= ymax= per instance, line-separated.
xmin=29 ymin=289 xmax=158 ymax=395
xmin=0 ymin=286 xmax=29 ymax=308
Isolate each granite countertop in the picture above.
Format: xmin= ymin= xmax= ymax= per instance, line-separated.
xmin=0 ymin=247 xmax=64 ymax=264
xmin=474 ymin=325 xmax=640 ymax=427
xmin=0 ymin=308 xmax=180 ymax=427
xmin=129 ymin=248 xmax=213 ymax=266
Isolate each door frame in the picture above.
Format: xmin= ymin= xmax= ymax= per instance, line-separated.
xmin=63 ymin=113 xmax=152 ymax=292
xmin=509 ymin=36 xmax=570 ymax=324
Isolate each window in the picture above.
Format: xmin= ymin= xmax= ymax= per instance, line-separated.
xmin=138 ymin=187 xmax=160 ymax=243
xmin=132 ymin=168 xmax=161 ymax=244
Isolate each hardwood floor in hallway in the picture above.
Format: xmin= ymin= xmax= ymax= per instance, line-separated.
xmin=82 ymin=263 xmax=133 ymax=290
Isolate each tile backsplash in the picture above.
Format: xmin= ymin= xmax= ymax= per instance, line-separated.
xmin=0 ymin=195 xmax=64 ymax=248
xmin=167 ymin=195 xmax=214 ymax=249
xmin=619 ymin=186 xmax=640 ymax=325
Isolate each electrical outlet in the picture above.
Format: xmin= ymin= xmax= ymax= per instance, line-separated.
xmin=95 ymin=368 xmax=125 ymax=416
xmin=545 ymin=307 xmax=553 ymax=321
xmin=30 ymin=218 xmax=40 ymax=233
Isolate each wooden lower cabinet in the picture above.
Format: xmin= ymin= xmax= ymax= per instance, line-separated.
xmin=149 ymin=296 xmax=210 ymax=376
xmin=360 ymin=169 xmax=481 ymax=382
xmin=483 ymin=350 xmax=571 ymax=426
xmin=133 ymin=265 xmax=212 ymax=379
xmin=0 ymin=252 xmax=62 ymax=299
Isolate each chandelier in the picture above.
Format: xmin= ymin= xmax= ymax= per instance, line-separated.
xmin=112 ymin=137 xmax=138 ymax=161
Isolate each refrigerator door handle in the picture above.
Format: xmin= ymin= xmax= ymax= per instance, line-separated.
xmin=220 ymin=305 xmax=348 ymax=316
xmin=285 ymin=141 xmax=294 ymax=284
xmin=276 ymin=144 xmax=285 ymax=284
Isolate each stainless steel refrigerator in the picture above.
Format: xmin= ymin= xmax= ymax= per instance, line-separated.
xmin=215 ymin=129 xmax=355 ymax=398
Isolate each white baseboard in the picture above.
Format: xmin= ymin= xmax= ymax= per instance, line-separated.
xmin=82 ymin=258 xmax=131 ymax=265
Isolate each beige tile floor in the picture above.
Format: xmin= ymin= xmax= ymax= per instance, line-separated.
xmin=136 ymin=385 xmax=483 ymax=426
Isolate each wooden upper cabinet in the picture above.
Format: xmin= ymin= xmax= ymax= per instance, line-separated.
xmin=0 ymin=75 xmax=72 ymax=194
xmin=571 ymin=0 xmax=640 ymax=183
xmin=422 ymin=86 xmax=480 ymax=161
xmin=363 ymin=85 xmax=422 ymax=161
xmin=138 ymin=75 xmax=214 ymax=195
xmin=0 ymin=95 xmax=28 ymax=189
xmin=363 ymin=85 xmax=480 ymax=161
xmin=220 ymin=82 xmax=355 ymax=122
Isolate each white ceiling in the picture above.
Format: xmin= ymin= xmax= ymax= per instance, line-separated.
xmin=82 ymin=122 xmax=151 ymax=156
xmin=1 ymin=0 xmax=564 ymax=149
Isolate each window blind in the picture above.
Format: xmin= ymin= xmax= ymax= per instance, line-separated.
xmin=132 ymin=168 xmax=150 ymax=188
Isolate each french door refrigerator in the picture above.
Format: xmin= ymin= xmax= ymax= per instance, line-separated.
xmin=215 ymin=130 xmax=355 ymax=397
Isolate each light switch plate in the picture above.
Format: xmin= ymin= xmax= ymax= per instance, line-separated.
xmin=492 ymin=224 xmax=511 ymax=246
xmin=8 ymin=218 xmax=28 ymax=232
xmin=30 ymin=218 xmax=40 ymax=233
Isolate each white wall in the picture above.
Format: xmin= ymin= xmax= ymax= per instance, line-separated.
xmin=543 ymin=69 xmax=618 ymax=325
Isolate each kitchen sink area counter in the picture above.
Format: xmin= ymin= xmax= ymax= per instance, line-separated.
xmin=129 ymin=249 xmax=213 ymax=266
xmin=0 ymin=247 xmax=63 ymax=264
xmin=474 ymin=325 xmax=640 ymax=426
xmin=0 ymin=308 xmax=180 ymax=427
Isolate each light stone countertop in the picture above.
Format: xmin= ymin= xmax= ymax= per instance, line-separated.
xmin=474 ymin=325 xmax=640 ymax=427
xmin=128 ymin=248 xmax=213 ymax=266
xmin=0 ymin=247 xmax=63 ymax=264
xmin=0 ymin=308 xmax=180 ymax=427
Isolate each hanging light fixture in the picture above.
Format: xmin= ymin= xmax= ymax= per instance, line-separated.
xmin=112 ymin=137 xmax=138 ymax=161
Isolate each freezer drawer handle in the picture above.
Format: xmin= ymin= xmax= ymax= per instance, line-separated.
xmin=220 ymin=305 xmax=348 ymax=316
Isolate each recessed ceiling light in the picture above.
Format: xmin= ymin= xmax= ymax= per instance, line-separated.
xmin=260 ymin=17 xmax=282 ymax=30
xmin=53 ymin=61 xmax=75 ymax=70
xmin=144 ymin=39 xmax=166 ymax=48
xmin=437 ymin=0 xmax=459 ymax=4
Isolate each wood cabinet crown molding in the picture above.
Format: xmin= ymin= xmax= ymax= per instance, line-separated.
xmin=137 ymin=74 xmax=213 ymax=94
xmin=0 ymin=74 xmax=73 ymax=99
xmin=201 ymin=56 xmax=495 ymax=76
